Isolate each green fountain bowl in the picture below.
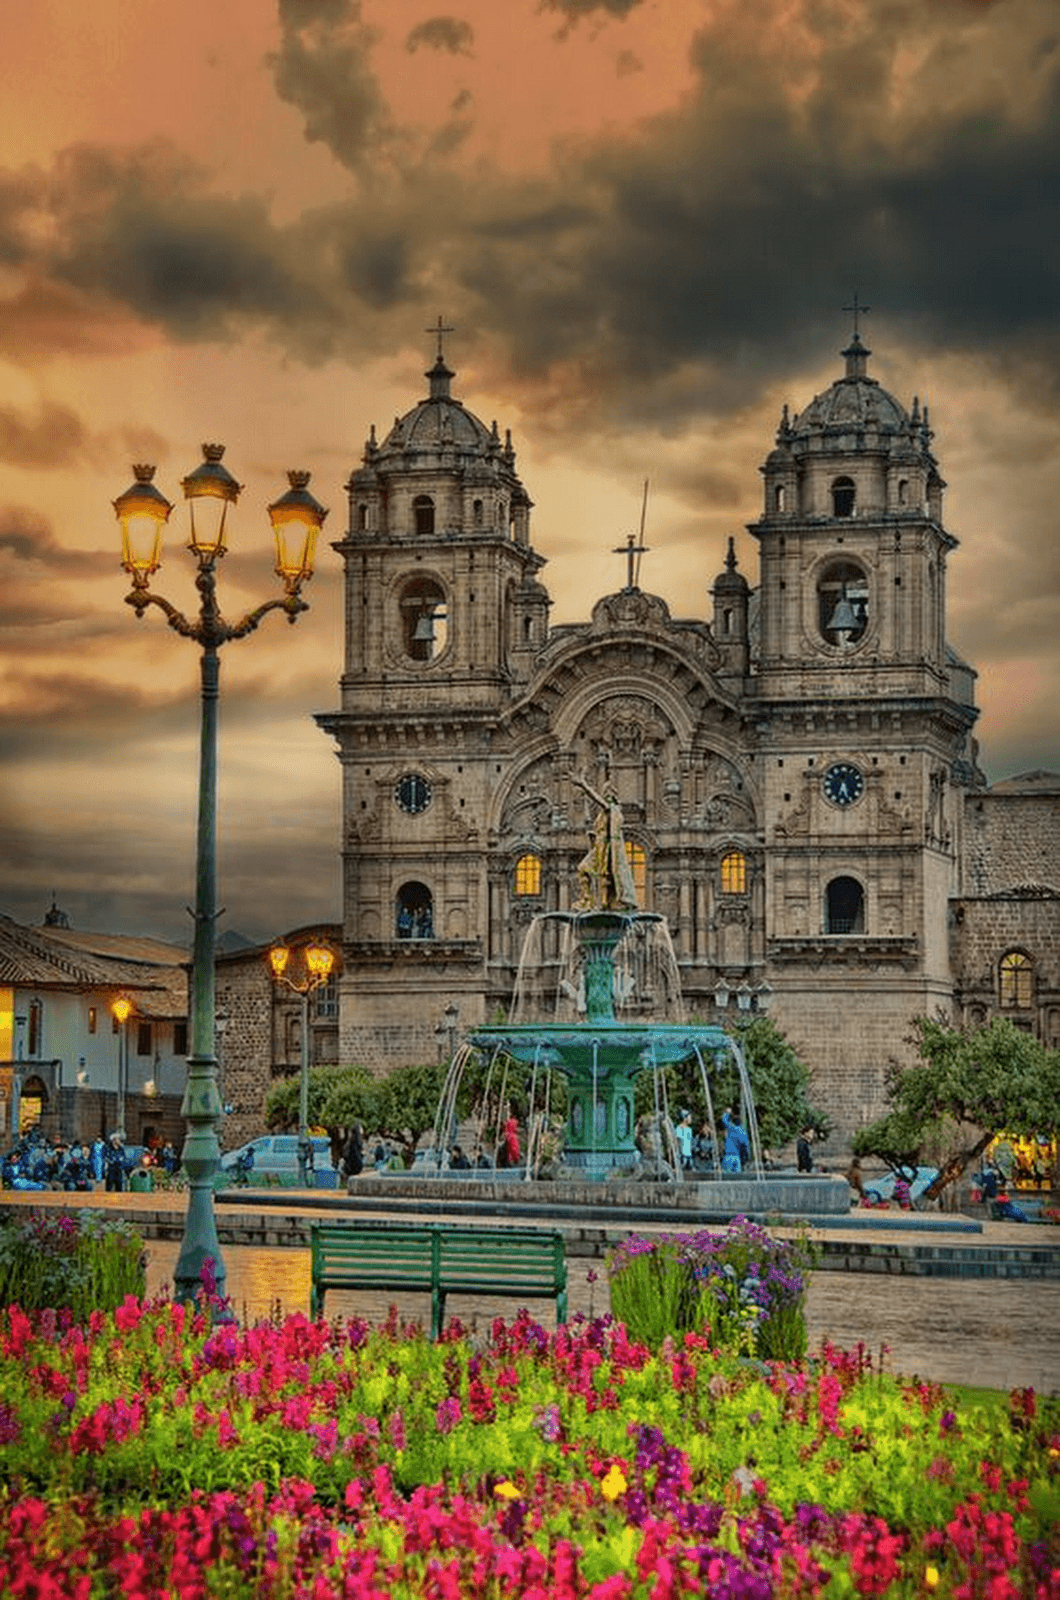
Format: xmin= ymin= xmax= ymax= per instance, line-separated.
xmin=468 ymin=1022 xmax=733 ymax=1079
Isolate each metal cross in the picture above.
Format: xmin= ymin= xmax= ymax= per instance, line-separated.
xmin=613 ymin=530 xmax=648 ymax=591
xmin=426 ymin=315 xmax=455 ymax=361
xmin=843 ymin=293 xmax=871 ymax=337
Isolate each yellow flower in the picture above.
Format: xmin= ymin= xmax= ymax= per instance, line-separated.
xmin=925 ymin=1566 xmax=940 ymax=1589
xmin=493 ymin=1480 xmax=521 ymax=1500
xmin=600 ymin=1464 xmax=628 ymax=1501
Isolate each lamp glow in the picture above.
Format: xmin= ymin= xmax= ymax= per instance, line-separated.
xmin=182 ymin=444 xmax=241 ymax=558
xmin=269 ymin=470 xmax=328 ymax=593
xmin=114 ymin=465 xmax=172 ymax=584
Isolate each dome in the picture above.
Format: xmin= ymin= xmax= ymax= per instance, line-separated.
xmin=789 ymin=335 xmax=911 ymax=445
xmin=376 ymin=356 xmax=497 ymax=465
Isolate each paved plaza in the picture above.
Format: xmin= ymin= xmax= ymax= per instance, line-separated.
xmin=4 ymin=1189 xmax=1058 ymax=1394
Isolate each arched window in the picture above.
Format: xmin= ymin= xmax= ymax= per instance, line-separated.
xmin=1000 ymin=951 xmax=1033 ymax=1008
xmin=897 ymin=479 xmax=908 ymax=507
xmin=720 ymin=850 xmax=746 ymax=894
xmin=473 ymin=498 xmax=483 ymax=527
xmin=832 ymin=476 xmax=856 ymax=517
xmin=357 ymin=502 xmax=369 ymax=530
xmin=624 ymin=842 xmax=647 ymax=903
xmin=396 ymin=882 xmax=433 ymax=940
xmin=774 ymin=484 xmax=786 ymax=513
xmin=818 ymin=560 xmax=869 ymax=646
xmin=514 ymin=853 xmax=542 ymax=896
xmin=413 ymin=494 xmax=435 ymax=536
xmin=826 ymin=876 xmax=864 ymax=934
xmin=399 ymin=577 xmax=448 ymax=662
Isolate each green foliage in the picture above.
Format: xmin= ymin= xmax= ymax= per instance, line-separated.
xmin=373 ymin=1061 xmax=453 ymax=1164
xmin=633 ymin=1016 xmax=827 ymax=1151
xmin=265 ymin=1065 xmax=380 ymax=1140
xmin=0 ymin=1209 xmax=145 ymax=1319
xmin=607 ymin=1219 xmax=813 ymax=1360
xmin=854 ymin=1016 xmax=1060 ymax=1182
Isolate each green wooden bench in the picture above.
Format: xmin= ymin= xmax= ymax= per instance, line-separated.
xmin=309 ymin=1222 xmax=568 ymax=1338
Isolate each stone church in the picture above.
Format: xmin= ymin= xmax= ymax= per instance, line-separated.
xmin=312 ymin=328 xmax=1059 ymax=1142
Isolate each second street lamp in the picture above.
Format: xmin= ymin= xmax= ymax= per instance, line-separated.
xmin=267 ymin=939 xmax=338 ymax=1186
xmin=111 ymin=996 xmax=133 ymax=1139
xmin=114 ymin=447 xmax=327 ymax=1305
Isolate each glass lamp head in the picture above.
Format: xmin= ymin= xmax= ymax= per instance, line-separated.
xmin=111 ymin=996 xmax=133 ymax=1025
xmin=114 ymin=464 xmax=172 ymax=582
xmin=304 ymin=941 xmax=335 ymax=982
xmin=268 ymin=471 xmax=328 ymax=591
xmin=182 ymin=444 xmax=241 ymax=559
xmin=267 ymin=943 xmax=291 ymax=980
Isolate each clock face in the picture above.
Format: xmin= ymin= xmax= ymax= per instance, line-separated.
xmin=395 ymin=774 xmax=432 ymax=815
xmin=823 ymin=762 xmax=864 ymax=808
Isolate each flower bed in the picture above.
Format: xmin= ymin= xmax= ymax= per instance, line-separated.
xmin=0 ymin=1291 xmax=1057 ymax=1597
xmin=607 ymin=1219 xmax=813 ymax=1358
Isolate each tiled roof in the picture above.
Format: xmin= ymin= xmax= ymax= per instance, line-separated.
xmin=0 ymin=916 xmax=188 ymax=1018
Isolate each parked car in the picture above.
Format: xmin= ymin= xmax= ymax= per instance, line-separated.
xmin=863 ymin=1165 xmax=938 ymax=1207
xmin=220 ymin=1134 xmax=337 ymax=1187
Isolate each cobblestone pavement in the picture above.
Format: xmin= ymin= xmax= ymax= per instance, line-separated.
xmin=5 ymin=1190 xmax=1057 ymax=1393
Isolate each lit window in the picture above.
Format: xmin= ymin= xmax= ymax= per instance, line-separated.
xmin=88 ymin=1006 xmax=97 ymax=1035
xmin=720 ymin=850 xmax=746 ymax=894
xmin=1000 ymin=951 xmax=1033 ymax=1008
xmin=625 ymin=842 xmax=647 ymax=902
xmin=514 ymin=854 xmax=542 ymax=896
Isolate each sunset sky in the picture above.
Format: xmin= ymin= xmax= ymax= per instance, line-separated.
xmin=2 ymin=0 xmax=1058 ymax=945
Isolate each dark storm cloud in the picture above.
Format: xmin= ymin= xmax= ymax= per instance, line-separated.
xmin=539 ymin=0 xmax=645 ymax=20
xmin=271 ymin=0 xmax=398 ymax=176
xmin=0 ymin=508 xmax=106 ymax=575
xmin=405 ymin=17 xmax=475 ymax=55
xmin=2 ymin=0 xmax=1056 ymax=431
xmin=0 ymin=400 xmax=89 ymax=468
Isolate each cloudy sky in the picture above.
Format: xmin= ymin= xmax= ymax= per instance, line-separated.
xmin=2 ymin=0 xmax=1057 ymax=945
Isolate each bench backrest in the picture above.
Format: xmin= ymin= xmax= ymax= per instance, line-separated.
xmin=311 ymin=1223 xmax=565 ymax=1289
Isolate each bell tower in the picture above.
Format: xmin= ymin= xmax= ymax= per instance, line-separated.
xmin=749 ymin=320 xmax=979 ymax=1132
xmin=317 ymin=328 xmax=549 ymax=1065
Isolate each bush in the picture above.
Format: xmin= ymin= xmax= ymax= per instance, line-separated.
xmin=607 ymin=1216 xmax=813 ymax=1359
xmin=0 ymin=1209 xmax=145 ymax=1320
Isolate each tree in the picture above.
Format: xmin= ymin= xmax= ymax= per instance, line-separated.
xmin=264 ymin=1065 xmax=380 ymax=1162
xmin=633 ymin=1016 xmax=828 ymax=1153
xmin=853 ymin=1016 xmax=1060 ymax=1198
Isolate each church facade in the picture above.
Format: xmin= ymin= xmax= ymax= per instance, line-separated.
xmin=316 ymin=331 xmax=1058 ymax=1142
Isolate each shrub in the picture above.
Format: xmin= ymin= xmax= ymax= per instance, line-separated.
xmin=0 ymin=1209 xmax=145 ymax=1320
xmin=607 ymin=1216 xmax=812 ymax=1359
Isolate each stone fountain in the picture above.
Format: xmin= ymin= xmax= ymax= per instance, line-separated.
xmin=351 ymin=782 xmax=849 ymax=1218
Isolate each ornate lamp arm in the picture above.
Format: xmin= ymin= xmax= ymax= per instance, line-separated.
xmin=123 ymin=588 xmax=200 ymax=639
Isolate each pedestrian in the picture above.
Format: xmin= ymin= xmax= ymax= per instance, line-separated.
xmin=91 ymin=1135 xmax=106 ymax=1182
xmin=721 ymin=1108 xmax=750 ymax=1172
xmin=675 ymin=1110 xmax=694 ymax=1172
xmin=846 ymin=1155 xmax=868 ymax=1206
xmin=63 ymin=1143 xmax=92 ymax=1191
xmin=797 ymin=1127 xmax=814 ymax=1173
xmin=499 ymin=1110 xmax=520 ymax=1169
xmin=104 ymin=1132 xmax=126 ymax=1192
xmin=349 ymin=1122 xmax=366 ymax=1176
xmin=450 ymin=1144 xmax=471 ymax=1170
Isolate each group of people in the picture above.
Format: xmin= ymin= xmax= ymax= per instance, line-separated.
xmin=1 ymin=1128 xmax=179 ymax=1193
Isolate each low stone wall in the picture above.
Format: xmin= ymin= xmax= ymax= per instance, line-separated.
xmin=346 ymin=1171 xmax=852 ymax=1216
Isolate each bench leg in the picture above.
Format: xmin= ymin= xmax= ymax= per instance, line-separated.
xmin=311 ymin=1282 xmax=323 ymax=1320
xmin=432 ymin=1285 xmax=444 ymax=1342
xmin=556 ymin=1287 xmax=568 ymax=1327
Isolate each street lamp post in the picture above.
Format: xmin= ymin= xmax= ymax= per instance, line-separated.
xmin=111 ymin=996 xmax=133 ymax=1137
xmin=267 ymin=940 xmax=338 ymax=1186
xmin=114 ymin=448 xmax=327 ymax=1303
